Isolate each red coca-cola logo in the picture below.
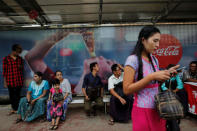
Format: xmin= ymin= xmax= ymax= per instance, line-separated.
xmin=153 ymin=34 xmax=183 ymax=68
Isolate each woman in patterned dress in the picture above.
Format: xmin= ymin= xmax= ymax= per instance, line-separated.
xmin=48 ymin=79 xmax=63 ymax=130
xmin=123 ymin=26 xmax=179 ymax=131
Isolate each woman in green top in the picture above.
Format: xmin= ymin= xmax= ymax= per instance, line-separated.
xmin=161 ymin=64 xmax=188 ymax=131
xmin=161 ymin=64 xmax=183 ymax=92
xmin=16 ymin=72 xmax=49 ymax=123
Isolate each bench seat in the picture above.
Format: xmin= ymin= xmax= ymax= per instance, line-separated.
xmin=70 ymin=95 xmax=110 ymax=114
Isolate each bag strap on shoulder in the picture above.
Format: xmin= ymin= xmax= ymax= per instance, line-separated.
xmin=152 ymin=55 xmax=158 ymax=68
xmin=169 ymin=79 xmax=172 ymax=91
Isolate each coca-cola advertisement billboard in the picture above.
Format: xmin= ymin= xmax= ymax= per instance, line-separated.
xmin=154 ymin=34 xmax=183 ymax=68
xmin=0 ymin=24 xmax=196 ymax=96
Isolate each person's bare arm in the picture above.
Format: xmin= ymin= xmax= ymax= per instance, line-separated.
xmin=110 ymin=89 xmax=126 ymax=105
xmin=82 ymin=88 xmax=89 ymax=100
xmin=100 ymin=87 xmax=104 ymax=98
xmin=123 ymin=66 xmax=172 ymax=95
xmin=173 ymin=88 xmax=179 ymax=93
xmin=35 ymin=90 xmax=47 ymax=100
xmin=48 ymin=92 xmax=52 ymax=101
xmin=25 ymin=31 xmax=69 ymax=73
xmin=64 ymin=92 xmax=69 ymax=100
xmin=3 ymin=58 xmax=8 ymax=88
xmin=186 ymin=78 xmax=197 ymax=82
xmin=3 ymin=78 xmax=7 ymax=88
xmin=31 ymin=90 xmax=47 ymax=105
xmin=81 ymin=31 xmax=96 ymax=57
xmin=64 ymin=79 xmax=71 ymax=99
xmin=26 ymin=91 xmax=32 ymax=103
xmin=118 ymin=64 xmax=124 ymax=71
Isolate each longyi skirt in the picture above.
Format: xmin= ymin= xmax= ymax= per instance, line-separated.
xmin=132 ymin=106 xmax=166 ymax=131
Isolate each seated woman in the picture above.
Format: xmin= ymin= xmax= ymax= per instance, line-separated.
xmin=47 ymin=70 xmax=72 ymax=121
xmin=16 ymin=72 xmax=49 ymax=123
xmin=161 ymin=64 xmax=188 ymax=131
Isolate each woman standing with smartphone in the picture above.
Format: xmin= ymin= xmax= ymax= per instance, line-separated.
xmin=123 ymin=26 xmax=179 ymax=131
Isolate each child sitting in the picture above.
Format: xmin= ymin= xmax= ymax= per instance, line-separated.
xmin=48 ymin=79 xmax=64 ymax=130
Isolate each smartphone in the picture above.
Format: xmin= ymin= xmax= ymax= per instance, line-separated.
xmin=176 ymin=66 xmax=186 ymax=72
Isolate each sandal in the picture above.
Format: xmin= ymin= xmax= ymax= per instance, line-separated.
xmin=49 ymin=125 xmax=54 ymax=130
xmin=108 ymin=119 xmax=114 ymax=125
xmin=7 ymin=111 xmax=16 ymax=116
xmin=15 ymin=118 xmax=22 ymax=124
xmin=53 ymin=125 xmax=58 ymax=130
xmin=39 ymin=117 xmax=46 ymax=123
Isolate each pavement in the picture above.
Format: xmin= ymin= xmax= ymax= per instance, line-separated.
xmin=0 ymin=104 xmax=197 ymax=131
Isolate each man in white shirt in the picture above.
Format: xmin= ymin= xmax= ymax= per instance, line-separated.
xmin=108 ymin=64 xmax=132 ymax=125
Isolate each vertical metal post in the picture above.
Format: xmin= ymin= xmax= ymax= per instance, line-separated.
xmin=99 ymin=0 xmax=103 ymax=24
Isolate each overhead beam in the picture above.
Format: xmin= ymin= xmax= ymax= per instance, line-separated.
xmin=46 ymin=10 xmax=197 ymax=16
xmin=38 ymin=0 xmax=197 ymax=6
xmin=151 ymin=0 xmax=183 ymax=24
xmin=0 ymin=0 xmax=17 ymax=24
xmin=14 ymin=0 xmax=49 ymax=26
xmin=0 ymin=0 xmax=16 ymax=13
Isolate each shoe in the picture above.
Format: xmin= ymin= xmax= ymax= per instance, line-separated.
xmin=108 ymin=119 xmax=114 ymax=125
xmin=39 ymin=117 xmax=46 ymax=122
xmin=15 ymin=118 xmax=22 ymax=124
xmin=53 ymin=125 xmax=58 ymax=130
xmin=92 ymin=110 xmax=97 ymax=116
xmin=86 ymin=112 xmax=91 ymax=117
xmin=49 ymin=125 xmax=54 ymax=130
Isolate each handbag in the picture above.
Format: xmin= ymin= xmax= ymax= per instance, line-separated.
xmin=155 ymin=79 xmax=184 ymax=120
xmin=114 ymin=82 xmax=132 ymax=111
xmin=86 ymin=77 xmax=101 ymax=101
xmin=53 ymin=93 xmax=64 ymax=103
xmin=114 ymin=82 xmax=124 ymax=97
xmin=87 ymin=87 xmax=99 ymax=101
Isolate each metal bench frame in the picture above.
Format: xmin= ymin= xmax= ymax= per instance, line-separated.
xmin=70 ymin=95 xmax=110 ymax=114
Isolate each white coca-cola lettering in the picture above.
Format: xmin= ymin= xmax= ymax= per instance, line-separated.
xmin=156 ymin=46 xmax=180 ymax=56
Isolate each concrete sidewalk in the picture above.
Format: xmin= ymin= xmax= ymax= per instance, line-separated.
xmin=0 ymin=104 xmax=197 ymax=131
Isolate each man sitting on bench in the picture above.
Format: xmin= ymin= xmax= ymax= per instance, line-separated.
xmin=82 ymin=62 xmax=104 ymax=116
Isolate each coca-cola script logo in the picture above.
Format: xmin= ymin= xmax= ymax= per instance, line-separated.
xmin=153 ymin=34 xmax=182 ymax=68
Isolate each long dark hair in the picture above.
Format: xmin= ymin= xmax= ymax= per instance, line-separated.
xmin=55 ymin=70 xmax=62 ymax=76
xmin=132 ymin=26 xmax=160 ymax=81
xmin=35 ymin=71 xmax=43 ymax=78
